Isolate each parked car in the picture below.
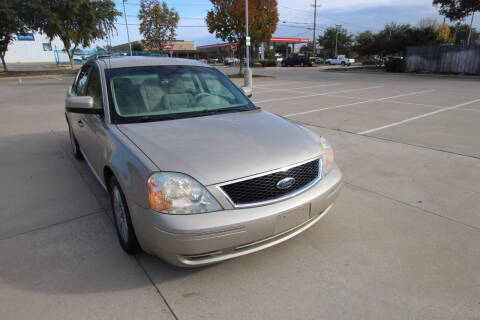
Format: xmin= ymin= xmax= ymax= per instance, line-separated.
xmin=325 ymin=55 xmax=355 ymax=66
xmin=310 ymin=56 xmax=324 ymax=64
xmin=275 ymin=53 xmax=284 ymax=63
xmin=281 ymin=54 xmax=313 ymax=67
xmin=65 ymin=56 xmax=342 ymax=267
xmin=224 ymin=57 xmax=240 ymax=64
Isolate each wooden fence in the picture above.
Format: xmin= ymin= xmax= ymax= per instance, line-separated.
xmin=406 ymin=45 xmax=480 ymax=75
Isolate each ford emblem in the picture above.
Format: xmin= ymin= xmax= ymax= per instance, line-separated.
xmin=276 ymin=177 xmax=296 ymax=190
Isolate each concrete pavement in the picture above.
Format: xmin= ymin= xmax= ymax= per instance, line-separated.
xmin=1 ymin=68 xmax=479 ymax=319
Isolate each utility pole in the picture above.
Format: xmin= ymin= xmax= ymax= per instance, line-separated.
xmin=335 ymin=24 xmax=341 ymax=56
xmin=122 ymin=0 xmax=133 ymax=56
xmin=244 ymin=0 xmax=252 ymax=89
xmin=468 ymin=12 xmax=475 ymax=46
xmin=311 ymin=1 xmax=321 ymax=57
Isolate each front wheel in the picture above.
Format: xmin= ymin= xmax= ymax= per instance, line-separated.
xmin=341 ymin=61 xmax=346 ymax=66
xmin=109 ymin=177 xmax=141 ymax=254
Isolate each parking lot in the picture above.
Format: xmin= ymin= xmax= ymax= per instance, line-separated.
xmin=1 ymin=67 xmax=479 ymax=319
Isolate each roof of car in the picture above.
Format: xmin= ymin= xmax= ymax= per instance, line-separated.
xmin=96 ymin=56 xmax=211 ymax=69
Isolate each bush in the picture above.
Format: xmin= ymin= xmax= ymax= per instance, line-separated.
xmin=385 ymin=58 xmax=405 ymax=72
xmin=250 ymin=59 xmax=277 ymax=67
xmin=362 ymin=60 xmax=377 ymax=65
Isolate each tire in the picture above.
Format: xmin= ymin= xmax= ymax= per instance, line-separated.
xmin=109 ymin=176 xmax=141 ymax=254
xmin=341 ymin=61 xmax=346 ymax=66
xmin=326 ymin=61 xmax=331 ymax=65
xmin=68 ymin=121 xmax=83 ymax=160
xmin=348 ymin=63 xmax=351 ymax=67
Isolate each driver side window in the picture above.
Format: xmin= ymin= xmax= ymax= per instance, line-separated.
xmin=74 ymin=65 xmax=91 ymax=96
xmin=85 ymin=66 xmax=103 ymax=109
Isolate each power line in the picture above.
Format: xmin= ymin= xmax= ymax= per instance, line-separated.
xmin=115 ymin=22 xmax=208 ymax=27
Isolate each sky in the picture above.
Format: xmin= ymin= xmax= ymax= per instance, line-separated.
xmin=95 ymin=0 xmax=480 ymax=49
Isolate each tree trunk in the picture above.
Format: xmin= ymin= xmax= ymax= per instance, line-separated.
xmin=0 ymin=52 xmax=8 ymax=72
xmin=238 ymin=44 xmax=245 ymax=74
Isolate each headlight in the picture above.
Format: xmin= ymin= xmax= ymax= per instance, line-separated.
xmin=320 ymin=137 xmax=335 ymax=175
xmin=147 ymin=172 xmax=222 ymax=214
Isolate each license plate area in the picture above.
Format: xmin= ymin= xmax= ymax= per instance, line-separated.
xmin=275 ymin=203 xmax=311 ymax=234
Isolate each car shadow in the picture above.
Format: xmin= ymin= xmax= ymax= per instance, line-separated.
xmin=0 ymin=130 xmax=208 ymax=295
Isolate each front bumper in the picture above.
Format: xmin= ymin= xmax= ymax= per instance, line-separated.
xmin=128 ymin=164 xmax=342 ymax=267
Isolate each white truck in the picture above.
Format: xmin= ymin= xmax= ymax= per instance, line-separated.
xmin=325 ymin=55 xmax=355 ymax=66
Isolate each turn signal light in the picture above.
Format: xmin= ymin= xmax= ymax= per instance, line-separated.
xmin=147 ymin=180 xmax=172 ymax=212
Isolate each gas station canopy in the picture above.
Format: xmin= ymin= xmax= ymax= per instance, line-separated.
xmin=197 ymin=37 xmax=310 ymax=50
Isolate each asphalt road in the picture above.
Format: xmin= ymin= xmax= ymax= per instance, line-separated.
xmin=1 ymin=67 xmax=479 ymax=319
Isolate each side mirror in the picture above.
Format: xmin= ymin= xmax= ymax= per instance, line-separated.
xmin=241 ymin=86 xmax=252 ymax=98
xmin=65 ymin=96 xmax=103 ymax=114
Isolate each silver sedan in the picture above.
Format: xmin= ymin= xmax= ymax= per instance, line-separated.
xmin=65 ymin=56 xmax=342 ymax=266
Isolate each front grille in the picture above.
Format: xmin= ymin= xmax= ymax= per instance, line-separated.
xmin=220 ymin=158 xmax=321 ymax=207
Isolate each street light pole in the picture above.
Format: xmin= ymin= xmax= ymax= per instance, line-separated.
xmin=335 ymin=24 xmax=341 ymax=56
xmin=311 ymin=1 xmax=321 ymax=57
xmin=123 ymin=0 xmax=133 ymax=56
xmin=244 ymin=0 xmax=252 ymax=88
xmin=468 ymin=12 xmax=475 ymax=46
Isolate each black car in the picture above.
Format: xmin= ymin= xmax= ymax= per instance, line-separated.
xmin=281 ymin=54 xmax=313 ymax=67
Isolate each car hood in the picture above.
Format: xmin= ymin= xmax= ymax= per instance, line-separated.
xmin=117 ymin=110 xmax=323 ymax=186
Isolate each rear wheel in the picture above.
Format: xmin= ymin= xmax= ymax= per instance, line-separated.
xmin=68 ymin=122 xmax=83 ymax=160
xmin=109 ymin=177 xmax=141 ymax=254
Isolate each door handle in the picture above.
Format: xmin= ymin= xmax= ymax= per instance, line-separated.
xmin=77 ymin=119 xmax=84 ymax=127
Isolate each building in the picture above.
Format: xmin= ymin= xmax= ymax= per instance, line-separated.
xmin=111 ymin=40 xmax=194 ymax=52
xmin=5 ymin=32 xmax=64 ymax=63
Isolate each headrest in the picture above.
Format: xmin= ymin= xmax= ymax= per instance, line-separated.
xmin=113 ymin=78 xmax=133 ymax=92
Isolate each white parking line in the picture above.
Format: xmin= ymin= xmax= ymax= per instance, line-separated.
xmin=325 ymin=95 xmax=442 ymax=108
xmin=358 ymin=97 xmax=480 ymax=135
xmin=255 ymin=83 xmax=342 ymax=95
xmin=255 ymin=81 xmax=309 ymax=88
xmin=284 ymin=89 xmax=435 ymax=118
xmin=54 ymin=77 xmax=63 ymax=81
xmin=254 ymin=85 xmax=385 ymax=104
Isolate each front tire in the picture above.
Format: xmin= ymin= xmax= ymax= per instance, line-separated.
xmin=341 ymin=61 xmax=346 ymax=66
xmin=109 ymin=177 xmax=141 ymax=254
xmin=68 ymin=122 xmax=83 ymax=160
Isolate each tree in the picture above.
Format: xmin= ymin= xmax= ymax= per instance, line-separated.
xmin=0 ymin=0 xmax=29 ymax=72
xmin=299 ymin=42 xmax=314 ymax=56
xmin=138 ymin=0 xmax=179 ymax=51
xmin=206 ymin=0 xmax=279 ymax=72
xmin=355 ymin=30 xmax=376 ymax=57
xmin=264 ymin=46 xmax=275 ymax=59
xmin=275 ymin=44 xmax=291 ymax=56
xmin=132 ymin=42 xmax=144 ymax=52
xmin=31 ymin=0 xmax=120 ymax=67
xmin=374 ymin=23 xmax=411 ymax=56
xmin=450 ymin=23 xmax=479 ymax=44
xmin=433 ymin=0 xmax=480 ymax=20
xmin=318 ymin=27 xmax=353 ymax=58
xmin=436 ymin=24 xmax=453 ymax=42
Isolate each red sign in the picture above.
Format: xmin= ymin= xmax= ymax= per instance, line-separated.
xmin=163 ymin=44 xmax=174 ymax=50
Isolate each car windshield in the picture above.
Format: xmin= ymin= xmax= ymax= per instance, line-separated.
xmin=106 ymin=65 xmax=255 ymax=122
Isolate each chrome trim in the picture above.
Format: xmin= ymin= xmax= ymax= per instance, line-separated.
xmin=216 ymin=156 xmax=322 ymax=208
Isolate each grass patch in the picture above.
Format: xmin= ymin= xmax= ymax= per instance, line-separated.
xmin=323 ymin=66 xmax=385 ymax=73
xmin=0 ymin=69 xmax=78 ymax=78
xmin=228 ymin=73 xmax=272 ymax=79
